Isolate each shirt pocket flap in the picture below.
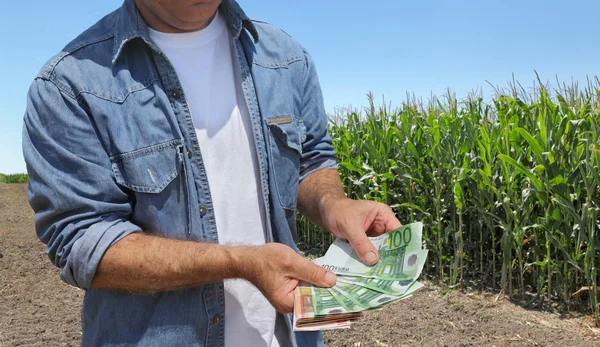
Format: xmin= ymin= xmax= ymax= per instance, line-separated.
xmin=267 ymin=116 xmax=304 ymax=154
xmin=110 ymin=139 xmax=184 ymax=193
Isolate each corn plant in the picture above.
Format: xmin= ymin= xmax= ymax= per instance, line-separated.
xmin=297 ymin=81 xmax=600 ymax=325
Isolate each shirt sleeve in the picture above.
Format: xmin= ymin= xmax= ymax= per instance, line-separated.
xmin=22 ymin=78 xmax=141 ymax=290
xmin=298 ymin=48 xmax=338 ymax=182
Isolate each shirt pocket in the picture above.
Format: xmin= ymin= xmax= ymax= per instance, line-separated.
xmin=109 ymin=139 xmax=192 ymax=237
xmin=266 ymin=115 xmax=306 ymax=210
xmin=110 ymin=139 xmax=184 ymax=193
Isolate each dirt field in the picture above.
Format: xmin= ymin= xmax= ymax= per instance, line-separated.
xmin=1 ymin=183 xmax=599 ymax=346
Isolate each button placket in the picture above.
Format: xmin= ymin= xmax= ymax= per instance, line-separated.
xmin=152 ymin=50 xmax=219 ymax=243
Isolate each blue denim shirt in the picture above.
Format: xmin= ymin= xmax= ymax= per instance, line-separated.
xmin=22 ymin=0 xmax=337 ymax=346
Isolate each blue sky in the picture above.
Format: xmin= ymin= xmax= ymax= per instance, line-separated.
xmin=1 ymin=0 xmax=599 ymax=173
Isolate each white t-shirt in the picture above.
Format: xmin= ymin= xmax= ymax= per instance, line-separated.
xmin=149 ymin=12 xmax=291 ymax=347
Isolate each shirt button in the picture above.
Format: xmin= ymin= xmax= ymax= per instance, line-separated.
xmin=187 ymin=148 xmax=192 ymax=159
xmin=213 ymin=315 xmax=221 ymax=325
xmin=171 ymin=89 xmax=180 ymax=99
xmin=199 ymin=206 xmax=207 ymax=216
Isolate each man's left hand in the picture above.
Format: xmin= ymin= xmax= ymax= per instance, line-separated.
xmin=322 ymin=198 xmax=402 ymax=266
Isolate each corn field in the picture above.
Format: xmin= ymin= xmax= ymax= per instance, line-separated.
xmin=297 ymin=79 xmax=600 ymax=325
xmin=0 ymin=173 xmax=29 ymax=184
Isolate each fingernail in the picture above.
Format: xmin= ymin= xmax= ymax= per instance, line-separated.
xmin=324 ymin=271 xmax=337 ymax=286
xmin=365 ymin=251 xmax=378 ymax=265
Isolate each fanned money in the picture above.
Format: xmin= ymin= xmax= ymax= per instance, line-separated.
xmin=293 ymin=222 xmax=428 ymax=331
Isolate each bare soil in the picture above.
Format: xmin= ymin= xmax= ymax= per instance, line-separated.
xmin=1 ymin=184 xmax=599 ymax=346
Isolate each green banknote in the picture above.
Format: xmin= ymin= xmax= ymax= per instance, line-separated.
xmin=327 ymin=286 xmax=368 ymax=313
xmin=314 ymin=222 xmax=423 ymax=280
xmin=336 ymin=277 xmax=424 ymax=308
xmin=311 ymin=285 xmax=349 ymax=316
xmin=337 ymin=249 xmax=429 ymax=295
xmin=334 ymin=278 xmax=407 ymax=309
xmin=294 ymin=221 xmax=428 ymax=331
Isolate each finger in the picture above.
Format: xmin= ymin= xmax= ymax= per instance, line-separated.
xmin=368 ymin=206 xmax=402 ymax=236
xmin=344 ymin=225 xmax=379 ymax=265
xmin=377 ymin=204 xmax=402 ymax=231
xmin=384 ymin=208 xmax=403 ymax=230
xmin=366 ymin=219 xmax=388 ymax=236
xmin=293 ymin=258 xmax=337 ymax=287
xmin=366 ymin=228 xmax=385 ymax=237
xmin=279 ymin=292 xmax=294 ymax=314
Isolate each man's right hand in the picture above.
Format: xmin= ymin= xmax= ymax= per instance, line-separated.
xmin=238 ymin=243 xmax=337 ymax=313
xmin=91 ymin=233 xmax=336 ymax=307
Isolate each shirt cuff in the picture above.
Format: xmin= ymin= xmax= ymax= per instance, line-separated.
xmin=299 ymin=158 xmax=338 ymax=182
xmin=60 ymin=217 xmax=141 ymax=290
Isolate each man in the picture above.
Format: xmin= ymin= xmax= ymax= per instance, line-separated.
xmin=22 ymin=0 xmax=401 ymax=346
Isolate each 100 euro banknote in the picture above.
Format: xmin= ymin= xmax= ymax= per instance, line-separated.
xmin=314 ymin=222 xmax=423 ymax=280
xmin=334 ymin=278 xmax=423 ymax=309
xmin=336 ymin=249 xmax=429 ymax=295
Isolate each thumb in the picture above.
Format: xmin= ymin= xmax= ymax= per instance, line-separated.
xmin=294 ymin=257 xmax=337 ymax=287
xmin=345 ymin=226 xmax=379 ymax=265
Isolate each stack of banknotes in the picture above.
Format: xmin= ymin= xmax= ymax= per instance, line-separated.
xmin=293 ymin=222 xmax=428 ymax=331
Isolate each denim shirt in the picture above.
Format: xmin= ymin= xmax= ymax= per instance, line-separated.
xmin=22 ymin=0 xmax=337 ymax=346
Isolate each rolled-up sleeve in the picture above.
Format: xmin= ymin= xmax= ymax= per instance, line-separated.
xmin=22 ymin=78 xmax=140 ymax=290
xmin=298 ymin=48 xmax=338 ymax=182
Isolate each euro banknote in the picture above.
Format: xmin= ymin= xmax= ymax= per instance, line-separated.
xmin=314 ymin=222 xmax=423 ymax=280
xmin=293 ymin=223 xmax=428 ymax=331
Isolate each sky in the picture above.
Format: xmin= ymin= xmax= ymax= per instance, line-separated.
xmin=1 ymin=0 xmax=599 ymax=174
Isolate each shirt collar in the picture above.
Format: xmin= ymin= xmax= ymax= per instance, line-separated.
xmin=112 ymin=0 xmax=258 ymax=65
